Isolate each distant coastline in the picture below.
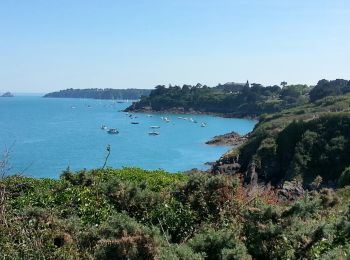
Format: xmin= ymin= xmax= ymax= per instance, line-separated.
xmin=124 ymin=106 xmax=259 ymax=120
xmin=1 ymin=92 xmax=14 ymax=97
xmin=44 ymin=88 xmax=151 ymax=100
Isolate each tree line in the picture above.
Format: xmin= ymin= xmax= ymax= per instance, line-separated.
xmin=44 ymin=88 xmax=152 ymax=100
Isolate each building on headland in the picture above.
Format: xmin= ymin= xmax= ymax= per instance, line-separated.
xmin=215 ymin=81 xmax=249 ymax=94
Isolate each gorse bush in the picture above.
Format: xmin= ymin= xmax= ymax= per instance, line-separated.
xmin=189 ymin=228 xmax=251 ymax=260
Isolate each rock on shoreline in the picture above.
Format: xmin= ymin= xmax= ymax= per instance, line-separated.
xmin=206 ymin=132 xmax=249 ymax=146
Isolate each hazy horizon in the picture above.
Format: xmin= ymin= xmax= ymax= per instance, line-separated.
xmin=1 ymin=0 xmax=349 ymax=93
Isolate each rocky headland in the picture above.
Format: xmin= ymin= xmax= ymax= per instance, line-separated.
xmin=205 ymin=131 xmax=249 ymax=146
xmin=1 ymin=92 xmax=14 ymax=97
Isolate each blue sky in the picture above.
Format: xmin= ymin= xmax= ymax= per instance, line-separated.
xmin=0 ymin=0 xmax=349 ymax=92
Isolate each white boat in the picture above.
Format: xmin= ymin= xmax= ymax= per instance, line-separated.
xmin=107 ymin=128 xmax=119 ymax=134
xmin=150 ymin=126 xmax=160 ymax=129
xmin=148 ymin=131 xmax=160 ymax=136
xmin=201 ymin=123 xmax=207 ymax=127
xmin=147 ymin=114 xmax=153 ymax=117
xmin=164 ymin=117 xmax=170 ymax=123
xmin=101 ymin=125 xmax=108 ymax=130
xmin=189 ymin=118 xmax=194 ymax=122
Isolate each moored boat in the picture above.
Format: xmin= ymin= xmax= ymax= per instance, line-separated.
xmin=148 ymin=131 xmax=160 ymax=136
xmin=107 ymin=128 xmax=119 ymax=134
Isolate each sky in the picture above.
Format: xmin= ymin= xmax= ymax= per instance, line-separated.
xmin=0 ymin=0 xmax=349 ymax=93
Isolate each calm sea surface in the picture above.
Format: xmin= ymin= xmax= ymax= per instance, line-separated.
xmin=0 ymin=96 xmax=256 ymax=178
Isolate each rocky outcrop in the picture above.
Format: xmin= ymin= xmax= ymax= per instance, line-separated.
xmin=1 ymin=92 xmax=14 ymax=97
xmin=211 ymin=153 xmax=241 ymax=175
xmin=277 ymin=180 xmax=305 ymax=201
xmin=209 ymin=133 xmax=250 ymax=175
xmin=206 ymin=132 xmax=249 ymax=146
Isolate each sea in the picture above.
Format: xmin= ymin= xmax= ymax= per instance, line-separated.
xmin=0 ymin=96 xmax=256 ymax=178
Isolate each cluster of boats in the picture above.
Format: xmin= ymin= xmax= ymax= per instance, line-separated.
xmin=101 ymin=124 xmax=160 ymax=136
xmin=160 ymin=117 xmax=170 ymax=123
xmin=149 ymin=125 xmax=160 ymax=135
xmin=101 ymin=113 xmax=207 ymax=137
xmin=177 ymin=116 xmax=207 ymax=127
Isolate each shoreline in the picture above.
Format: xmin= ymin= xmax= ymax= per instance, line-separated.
xmin=205 ymin=131 xmax=249 ymax=147
xmin=123 ymin=107 xmax=259 ymax=120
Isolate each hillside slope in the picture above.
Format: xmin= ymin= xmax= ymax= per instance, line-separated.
xmin=213 ymin=94 xmax=350 ymax=188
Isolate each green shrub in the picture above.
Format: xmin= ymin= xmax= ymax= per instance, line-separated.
xmin=338 ymin=167 xmax=350 ymax=188
xmin=189 ymin=228 xmax=251 ymax=260
xmin=149 ymin=199 xmax=196 ymax=243
xmin=94 ymin=213 xmax=162 ymax=259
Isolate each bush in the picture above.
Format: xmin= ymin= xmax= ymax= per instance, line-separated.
xmin=189 ymin=228 xmax=251 ymax=260
xmin=338 ymin=167 xmax=350 ymax=188
xmin=94 ymin=213 xmax=162 ymax=259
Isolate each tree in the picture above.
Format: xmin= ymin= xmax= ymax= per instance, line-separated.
xmin=281 ymin=81 xmax=288 ymax=88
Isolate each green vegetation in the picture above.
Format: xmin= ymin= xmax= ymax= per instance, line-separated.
xmin=225 ymin=93 xmax=350 ymax=188
xmin=126 ymin=82 xmax=310 ymax=116
xmin=2 ymin=168 xmax=350 ymax=259
xmin=44 ymin=88 xmax=151 ymax=100
xmin=309 ymin=79 xmax=350 ymax=102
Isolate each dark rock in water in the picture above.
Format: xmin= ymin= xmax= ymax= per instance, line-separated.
xmin=1 ymin=92 xmax=14 ymax=97
xmin=206 ymin=132 xmax=249 ymax=146
xmin=204 ymin=161 xmax=215 ymax=166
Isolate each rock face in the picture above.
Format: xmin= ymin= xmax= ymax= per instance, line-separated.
xmin=211 ymin=153 xmax=241 ymax=175
xmin=206 ymin=132 xmax=249 ymax=146
xmin=1 ymin=92 xmax=14 ymax=97
xmin=209 ymin=133 xmax=250 ymax=175
xmin=277 ymin=180 xmax=305 ymax=201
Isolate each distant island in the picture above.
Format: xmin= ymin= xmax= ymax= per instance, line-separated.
xmin=44 ymin=88 xmax=151 ymax=100
xmin=1 ymin=92 xmax=14 ymax=97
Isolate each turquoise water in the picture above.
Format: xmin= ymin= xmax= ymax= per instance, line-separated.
xmin=0 ymin=96 xmax=256 ymax=178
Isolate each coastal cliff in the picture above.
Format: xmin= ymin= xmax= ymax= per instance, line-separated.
xmin=210 ymin=93 xmax=350 ymax=191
